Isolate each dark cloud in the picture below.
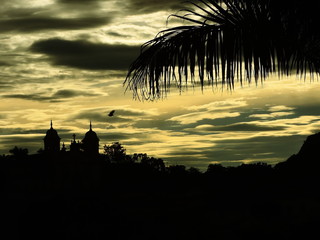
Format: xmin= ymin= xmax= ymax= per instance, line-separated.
xmin=0 ymin=0 xmax=184 ymax=35
xmin=125 ymin=0 xmax=184 ymax=14
xmin=57 ymin=0 xmax=103 ymax=4
xmin=72 ymin=111 xmax=131 ymax=124
xmin=196 ymin=123 xmax=286 ymax=132
xmin=0 ymin=127 xmax=70 ymax=135
xmin=134 ymin=118 xmax=176 ymax=131
xmin=104 ymin=72 xmax=127 ymax=79
xmin=0 ymin=17 xmax=111 ymax=33
xmin=30 ymin=38 xmax=140 ymax=70
xmin=107 ymin=32 xmax=127 ymax=37
xmin=1 ymin=7 xmax=43 ymax=18
xmin=99 ymin=132 xmax=137 ymax=142
xmin=52 ymin=89 xmax=98 ymax=98
xmin=2 ymin=93 xmax=53 ymax=102
xmin=73 ymin=112 xmax=110 ymax=122
xmin=115 ymin=109 xmax=151 ymax=117
xmin=57 ymin=0 xmax=183 ymax=14
xmin=193 ymin=113 xmax=253 ymax=127
xmin=72 ymin=108 xmax=149 ymax=124
xmin=0 ymin=61 xmax=11 ymax=66
xmin=2 ymin=89 xmax=99 ymax=102
xmin=292 ymin=105 xmax=320 ymax=117
xmin=0 ymin=81 xmax=14 ymax=90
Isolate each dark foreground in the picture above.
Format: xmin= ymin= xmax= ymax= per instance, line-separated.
xmin=1 ymin=154 xmax=320 ymax=240
xmin=3 ymin=131 xmax=320 ymax=240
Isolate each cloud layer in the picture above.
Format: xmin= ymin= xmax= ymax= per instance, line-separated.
xmin=0 ymin=17 xmax=111 ymax=33
xmin=30 ymin=38 xmax=140 ymax=70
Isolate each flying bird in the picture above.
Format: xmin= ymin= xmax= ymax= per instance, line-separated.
xmin=108 ymin=110 xmax=115 ymax=117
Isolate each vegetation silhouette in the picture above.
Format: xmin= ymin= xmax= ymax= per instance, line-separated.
xmin=1 ymin=132 xmax=320 ymax=239
xmin=125 ymin=0 xmax=320 ymax=100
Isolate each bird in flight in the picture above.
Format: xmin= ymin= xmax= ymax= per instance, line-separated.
xmin=108 ymin=110 xmax=115 ymax=117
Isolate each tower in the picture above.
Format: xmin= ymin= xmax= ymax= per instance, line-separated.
xmin=43 ymin=120 xmax=61 ymax=153
xmin=81 ymin=121 xmax=100 ymax=155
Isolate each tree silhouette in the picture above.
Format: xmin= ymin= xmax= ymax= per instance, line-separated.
xmin=9 ymin=146 xmax=28 ymax=159
xmin=104 ymin=142 xmax=131 ymax=163
xmin=125 ymin=0 xmax=320 ymax=100
xmin=134 ymin=153 xmax=166 ymax=172
xmin=206 ymin=163 xmax=225 ymax=174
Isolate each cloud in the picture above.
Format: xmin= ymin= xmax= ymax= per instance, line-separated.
xmin=187 ymin=99 xmax=248 ymax=111
xmin=167 ymin=99 xmax=249 ymax=125
xmin=2 ymin=89 xmax=100 ymax=102
xmin=73 ymin=112 xmax=113 ymax=123
xmin=0 ymin=127 xmax=70 ymax=135
xmin=114 ymin=108 xmax=159 ymax=118
xmin=0 ymin=61 xmax=11 ymax=66
xmin=268 ymin=105 xmax=295 ymax=112
xmin=249 ymin=111 xmax=295 ymax=119
xmin=57 ymin=0 xmax=184 ymax=14
xmin=0 ymin=17 xmax=111 ymax=33
xmin=30 ymin=38 xmax=140 ymax=70
xmin=247 ymin=105 xmax=296 ymax=119
xmin=2 ymin=93 xmax=52 ymax=102
xmin=194 ymin=123 xmax=286 ymax=132
xmin=107 ymin=32 xmax=127 ymax=37
xmin=72 ymin=107 xmax=157 ymax=125
xmin=169 ymin=111 xmax=240 ymax=124
xmin=57 ymin=0 xmax=102 ymax=4
xmin=52 ymin=89 xmax=98 ymax=98
xmin=0 ymin=3 xmax=113 ymax=32
xmin=125 ymin=0 xmax=184 ymax=14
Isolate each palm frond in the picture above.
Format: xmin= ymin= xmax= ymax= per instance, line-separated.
xmin=125 ymin=0 xmax=320 ymax=100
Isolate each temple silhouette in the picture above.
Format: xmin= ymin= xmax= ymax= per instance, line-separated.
xmin=43 ymin=120 xmax=100 ymax=155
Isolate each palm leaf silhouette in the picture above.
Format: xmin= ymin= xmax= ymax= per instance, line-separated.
xmin=125 ymin=0 xmax=320 ymax=100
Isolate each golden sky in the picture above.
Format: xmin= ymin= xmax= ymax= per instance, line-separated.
xmin=1 ymin=0 xmax=320 ymax=169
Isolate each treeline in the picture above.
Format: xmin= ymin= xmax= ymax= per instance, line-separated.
xmin=1 ymin=141 xmax=318 ymax=177
xmin=1 ymin=141 xmax=318 ymax=198
xmin=1 ymin=140 xmax=320 ymax=240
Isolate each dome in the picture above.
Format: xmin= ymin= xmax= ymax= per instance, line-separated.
xmin=44 ymin=127 xmax=60 ymax=140
xmin=82 ymin=123 xmax=99 ymax=143
xmin=83 ymin=129 xmax=99 ymax=141
xmin=43 ymin=121 xmax=60 ymax=152
xmin=81 ymin=121 xmax=99 ymax=155
xmin=44 ymin=121 xmax=60 ymax=141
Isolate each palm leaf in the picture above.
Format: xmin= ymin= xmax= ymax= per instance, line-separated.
xmin=125 ymin=0 xmax=320 ymax=100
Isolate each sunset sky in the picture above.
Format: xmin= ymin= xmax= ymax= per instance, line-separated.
xmin=1 ymin=0 xmax=320 ymax=169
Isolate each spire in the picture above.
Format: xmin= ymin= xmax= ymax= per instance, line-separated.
xmin=90 ymin=120 xmax=92 ymax=131
xmin=61 ymin=142 xmax=66 ymax=152
xmin=50 ymin=120 xmax=53 ymax=129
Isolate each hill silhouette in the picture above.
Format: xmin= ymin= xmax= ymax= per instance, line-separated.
xmin=275 ymin=132 xmax=320 ymax=174
xmin=1 ymin=133 xmax=320 ymax=239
